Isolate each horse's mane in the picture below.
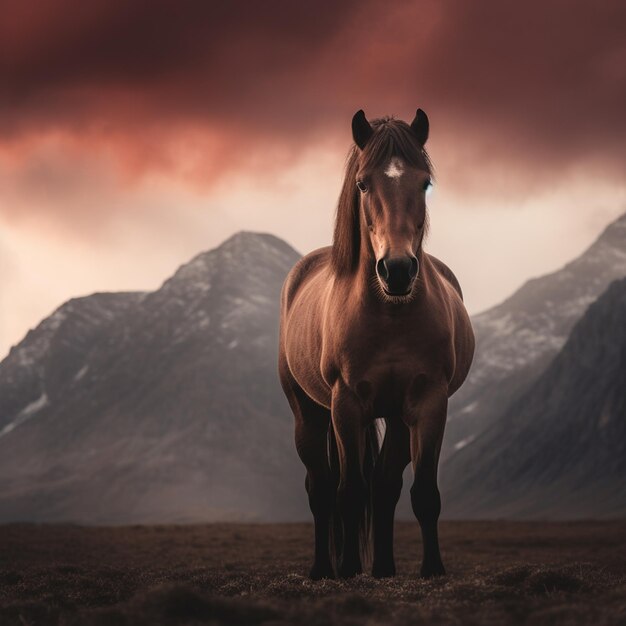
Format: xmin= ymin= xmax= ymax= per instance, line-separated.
xmin=331 ymin=117 xmax=433 ymax=276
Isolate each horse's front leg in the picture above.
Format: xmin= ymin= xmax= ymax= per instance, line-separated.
xmin=405 ymin=386 xmax=448 ymax=578
xmin=332 ymin=380 xmax=368 ymax=578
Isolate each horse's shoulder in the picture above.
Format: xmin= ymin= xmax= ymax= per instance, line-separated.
xmin=427 ymin=254 xmax=464 ymax=301
xmin=282 ymin=246 xmax=331 ymax=310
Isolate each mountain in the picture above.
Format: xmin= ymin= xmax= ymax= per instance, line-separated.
xmin=442 ymin=277 xmax=626 ymax=519
xmin=442 ymin=212 xmax=626 ymax=461
xmin=0 ymin=232 xmax=304 ymax=523
xmin=1 ymin=214 xmax=625 ymax=524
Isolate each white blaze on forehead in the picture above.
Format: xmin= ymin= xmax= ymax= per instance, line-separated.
xmin=384 ymin=157 xmax=404 ymax=179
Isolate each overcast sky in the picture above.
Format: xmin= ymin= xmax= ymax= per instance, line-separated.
xmin=1 ymin=0 xmax=625 ymax=358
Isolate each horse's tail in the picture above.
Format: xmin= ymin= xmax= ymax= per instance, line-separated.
xmin=328 ymin=420 xmax=383 ymax=575
xmin=359 ymin=420 xmax=383 ymax=572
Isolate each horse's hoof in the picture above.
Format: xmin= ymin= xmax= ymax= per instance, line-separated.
xmin=309 ymin=563 xmax=335 ymax=580
xmin=420 ymin=561 xmax=446 ymax=578
xmin=372 ymin=562 xmax=396 ymax=578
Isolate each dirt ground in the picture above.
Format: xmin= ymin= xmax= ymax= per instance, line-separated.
xmin=1 ymin=521 xmax=625 ymax=625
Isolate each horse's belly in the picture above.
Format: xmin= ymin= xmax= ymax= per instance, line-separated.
xmin=290 ymin=357 xmax=332 ymax=409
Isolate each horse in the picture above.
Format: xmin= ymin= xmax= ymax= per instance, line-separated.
xmin=278 ymin=108 xmax=474 ymax=579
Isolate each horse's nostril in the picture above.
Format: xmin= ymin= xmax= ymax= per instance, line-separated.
xmin=379 ymin=256 xmax=416 ymax=294
xmin=376 ymin=258 xmax=389 ymax=281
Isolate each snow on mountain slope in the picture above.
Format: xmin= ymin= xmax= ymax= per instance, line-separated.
xmin=0 ymin=293 xmax=145 ymax=434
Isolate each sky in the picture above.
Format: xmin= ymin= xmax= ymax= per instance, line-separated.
xmin=1 ymin=0 xmax=625 ymax=359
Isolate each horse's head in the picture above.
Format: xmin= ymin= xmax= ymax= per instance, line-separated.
xmin=350 ymin=109 xmax=432 ymax=299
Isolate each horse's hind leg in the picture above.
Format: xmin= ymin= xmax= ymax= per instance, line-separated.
xmin=372 ymin=417 xmax=410 ymax=578
xmin=406 ymin=388 xmax=448 ymax=578
xmin=281 ymin=370 xmax=334 ymax=579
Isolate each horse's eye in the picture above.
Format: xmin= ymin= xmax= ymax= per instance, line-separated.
xmin=356 ymin=180 xmax=368 ymax=193
xmin=422 ymin=178 xmax=432 ymax=192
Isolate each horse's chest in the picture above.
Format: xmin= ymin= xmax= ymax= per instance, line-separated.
xmin=344 ymin=339 xmax=439 ymax=381
xmin=330 ymin=325 xmax=452 ymax=413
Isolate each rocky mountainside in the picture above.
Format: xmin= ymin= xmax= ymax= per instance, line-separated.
xmin=442 ymin=277 xmax=626 ymax=519
xmin=0 ymin=293 xmax=144 ymax=435
xmin=1 ymin=214 xmax=624 ymax=523
xmin=0 ymin=232 xmax=304 ymax=523
xmin=443 ymin=212 xmax=626 ymax=461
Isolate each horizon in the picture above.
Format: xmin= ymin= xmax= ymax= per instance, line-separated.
xmin=2 ymin=210 xmax=625 ymax=361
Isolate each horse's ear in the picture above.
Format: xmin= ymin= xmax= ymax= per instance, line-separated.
xmin=352 ymin=110 xmax=374 ymax=149
xmin=410 ymin=108 xmax=429 ymax=145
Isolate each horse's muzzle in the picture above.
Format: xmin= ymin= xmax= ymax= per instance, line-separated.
xmin=376 ymin=255 xmax=419 ymax=296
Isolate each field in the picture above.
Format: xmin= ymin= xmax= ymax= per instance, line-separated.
xmin=1 ymin=521 xmax=625 ymax=625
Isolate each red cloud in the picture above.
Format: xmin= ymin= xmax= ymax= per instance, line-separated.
xmin=0 ymin=0 xmax=624 ymax=194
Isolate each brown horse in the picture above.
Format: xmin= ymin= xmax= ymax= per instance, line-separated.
xmin=278 ymin=109 xmax=474 ymax=579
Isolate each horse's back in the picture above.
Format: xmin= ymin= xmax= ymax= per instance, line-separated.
xmin=281 ymin=246 xmax=332 ymax=313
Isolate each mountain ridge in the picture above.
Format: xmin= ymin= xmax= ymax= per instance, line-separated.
xmin=0 ymin=231 xmax=304 ymax=523
xmin=442 ymin=211 xmax=626 ymax=461
xmin=1 ymin=214 xmax=625 ymax=523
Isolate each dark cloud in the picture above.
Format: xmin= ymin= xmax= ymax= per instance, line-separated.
xmin=426 ymin=2 xmax=626 ymax=158
xmin=0 ymin=0 xmax=358 ymax=132
xmin=0 ymin=0 xmax=624 ymax=188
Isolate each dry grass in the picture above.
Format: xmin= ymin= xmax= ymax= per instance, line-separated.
xmin=1 ymin=521 xmax=625 ymax=625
